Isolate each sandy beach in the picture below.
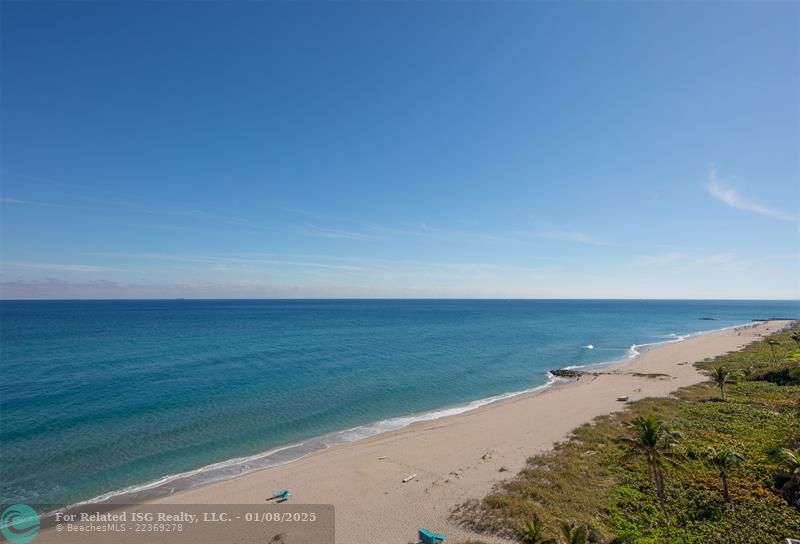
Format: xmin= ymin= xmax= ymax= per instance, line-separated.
xmin=114 ymin=319 xmax=786 ymax=543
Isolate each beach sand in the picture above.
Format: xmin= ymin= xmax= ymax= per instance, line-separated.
xmin=41 ymin=320 xmax=794 ymax=543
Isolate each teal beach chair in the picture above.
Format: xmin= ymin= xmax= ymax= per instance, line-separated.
xmin=268 ymin=489 xmax=291 ymax=501
xmin=418 ymin=527 xmax=445 ymax=544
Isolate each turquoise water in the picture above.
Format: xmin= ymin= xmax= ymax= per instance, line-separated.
xmin=1 ymin=299 xmax=797 ymax=507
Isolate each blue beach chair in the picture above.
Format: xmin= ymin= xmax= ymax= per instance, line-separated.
xmin=418 ymin=527 xmax=445 ymax=544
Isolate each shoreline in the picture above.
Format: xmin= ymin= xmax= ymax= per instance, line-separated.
xmin=55 ymin=320 xmax=761 ymax=512
xmin=91 ymin=319 xmax=795 ymax=543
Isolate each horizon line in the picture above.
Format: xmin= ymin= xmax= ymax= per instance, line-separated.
xmin=1 ymin=297 xmax=798 ymax=303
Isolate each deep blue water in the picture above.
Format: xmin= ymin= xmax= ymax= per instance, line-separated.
xmin=1 ymin=299 xmax=797 ymax=506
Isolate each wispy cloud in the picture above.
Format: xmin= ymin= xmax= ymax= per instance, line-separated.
xmin=0 ymin=197 xmax=68 ymax=208
xmin=296 ymin=224 xmax=379 ymax=240
xmin=84 ymin=251 xmax=207 ymax=263
xmin=84 ymin=251 xmax=372 ymax=271
xmin=83 ymin=251 xmax=556 ymax=279
xmin=0 ymin=277 xmax=562 ymax=300
xmin=633 ymin=250 xmax=753 ymax=270
xmin=223 ymin=257 xmax=369 ymax=271
xmin=633 ymin=252 xmax=686 ymax=266
xmin=1 ymin=197 xmax=32 ymax=204
xmin=418 ymin=223 xmax=505 ymax=241
xmin=2 ymin=261 xmax=116 ymax=273
xmin=697 ymin=252 xmax=737 ymax=265
xmin=3 ymin=171 xmax=275 ymax=231
xmin=512 ymin=229 xmax=610 ymax=246
xmin=281 ymin=208 xmax=608 ymax=246
xmin=705 ymin=166 xmax=798 ymax=222
xmin=535 ymin=230 xmax=609 ymax=246
xmin=130 ymin=223 xmax=221 ymax=234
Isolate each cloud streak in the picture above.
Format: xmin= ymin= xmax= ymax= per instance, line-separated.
xmin=519 ymin=230 xmax=610 ymax=246
xmin=633 ymin=252 xmax=686 ymax=266
xmin=0 ymin=197 xmax=69 ymax=208
xmin=2 ymin=261 xmax=116 ymax=273
xmin=295 ymin=224 xmax=379 ymax=240
xmin=418 ymin=223 xmax=505 ymax=241
xmin=705 ymin=167 xmax=798 ymax=222
xmin=632 ymin=250 xmax=753 ymax=270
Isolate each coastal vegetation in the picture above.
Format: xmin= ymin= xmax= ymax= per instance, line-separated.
xmin=452 ymin=323 xmax=800 ymax=543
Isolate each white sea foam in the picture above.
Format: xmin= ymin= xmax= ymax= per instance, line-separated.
xmin=52 ymin=442 xmax=303 ymax=512
xmin=324 ymin=377 xmax=558 ymax=445
xmin=56 ymin=373 xmax=560 ymax=513
xmin=564 ymin=321 xmax=744 ymax=373
xmin=658 ymin=332 xmax=691 ymax=341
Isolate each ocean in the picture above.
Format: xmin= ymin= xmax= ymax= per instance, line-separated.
xmin=1 ymin=299 xmax=797 ymax=508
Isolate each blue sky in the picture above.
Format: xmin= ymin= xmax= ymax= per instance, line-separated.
xmin=1 ymin=1 xmax=798 ymax=299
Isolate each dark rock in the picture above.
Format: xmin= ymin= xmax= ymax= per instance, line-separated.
xmin=549 ymin=369 xmax=585 ymax=378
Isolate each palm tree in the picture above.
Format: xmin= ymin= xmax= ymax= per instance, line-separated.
xmin=773 ymin=447 xmax=800 ymax=509
xmin=711 ymin=366 xmax=734 ymax=400
xmin=621 ymin=415 xmax=682 ymax=518
xmin=777 ymin=448 xmax=800 ymax=474
xmin=558 ymin=521 xmax=599 ymax=544
xmin=520 ymin=513 xmax=557 ymax=544
xmin=766 ymin=338 xmax=781 ymax=364
xmin=704 ymin=447 xmax=744 ymax=502
xmin=269 ymin=534 xmax=286 ymax=544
